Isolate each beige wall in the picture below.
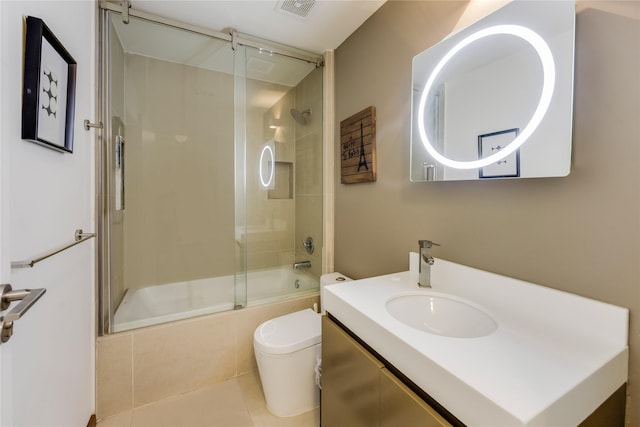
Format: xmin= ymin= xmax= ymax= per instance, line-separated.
xmin=334 ymin=1 xmax=640 ymax=424
xmin=96 ymin=294 xmax=319 ymax=419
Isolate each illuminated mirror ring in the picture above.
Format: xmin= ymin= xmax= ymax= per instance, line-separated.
xmin=417 ymin=24 xmax=556 ymax=170
xmin=259 ymin=145 xmax=275 ymax=188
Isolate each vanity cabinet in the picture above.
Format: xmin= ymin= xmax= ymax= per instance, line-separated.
xmin=322 ymin=314 xmax=625 ymax=427
xmin=321 ymin=314 xmax=383 ymax=427
xmin=322 ymin=315 xmax=451 ymax=427
xmin=380 ymin=368 xmax=451 ymax=427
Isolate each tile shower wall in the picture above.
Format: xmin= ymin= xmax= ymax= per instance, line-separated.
xmin=295 ymin=68 xmax=324 ymax=279
xmin=96 ymin=294 xmax=320 ymax=419
xmin=123 ymin=54 xmax=235 ymax=290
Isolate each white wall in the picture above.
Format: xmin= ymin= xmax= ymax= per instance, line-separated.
xmin=0 ymin=1 xmax=95 ymax=425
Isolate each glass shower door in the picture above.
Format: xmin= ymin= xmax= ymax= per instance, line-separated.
xmin=102 ymin=11 xmax=246 ymax=332
xmin=234 ymin=43 xmax=248 ymax=310
xmin=99 ymin=6 xmax=325 ymax=334
xmin=241 ymin=45 xmax=324 ymax=304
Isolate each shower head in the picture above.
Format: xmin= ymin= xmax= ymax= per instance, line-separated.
xmin=290 ymin=108 xmax=311 ymax=125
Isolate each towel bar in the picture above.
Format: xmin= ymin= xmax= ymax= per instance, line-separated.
xmin=11 ymin=229 xmax=95 ymax=268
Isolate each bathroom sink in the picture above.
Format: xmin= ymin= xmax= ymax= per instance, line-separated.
xmin=324 ymin=257 xmax=629 ymax=425
xmin=385 ymin=294 xmax=497 ymax=338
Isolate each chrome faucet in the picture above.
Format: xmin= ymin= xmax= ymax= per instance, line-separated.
xmin=293 ymin=260 xmax=312 ymax=270
xmin=418 ymin=240 xmax=440 ymax=288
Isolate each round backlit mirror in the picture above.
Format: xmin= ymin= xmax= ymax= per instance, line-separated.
xmin=259 ymin=144 xmax=274 ymax=188
xmin=410 ymin=0 xmax=575 ymax=181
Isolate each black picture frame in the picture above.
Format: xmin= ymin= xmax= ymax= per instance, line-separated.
xmin=22 ymin=16 xmax=77 ymax=153
xmin=478 ymin=128 xmax=520 ymax=179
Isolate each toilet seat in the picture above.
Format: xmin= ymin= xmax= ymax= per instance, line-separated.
xmin=254 ymin=308 xmax=321 ymax=355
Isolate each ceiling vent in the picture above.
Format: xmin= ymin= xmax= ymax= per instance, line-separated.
xmin=276 ymin=0 xmax=316 ymax=19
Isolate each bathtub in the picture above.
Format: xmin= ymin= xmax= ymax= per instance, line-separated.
xmin=112 ymin=266 xmax=319 ymax=332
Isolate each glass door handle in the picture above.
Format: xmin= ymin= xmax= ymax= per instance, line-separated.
xmin=0 ymin=284 xmax=46 ymax=343
xmin=115 ymin=135 xmax=125 ymax=211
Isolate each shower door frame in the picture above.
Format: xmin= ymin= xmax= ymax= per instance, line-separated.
xmin=95 ymin=2 xmax=329 ymax=336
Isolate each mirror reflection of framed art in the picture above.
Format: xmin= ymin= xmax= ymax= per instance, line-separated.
xmin=478 ymin=128 xmax=520 ymax=179
xmin=22 ymin=16 xmax=77 ymax=153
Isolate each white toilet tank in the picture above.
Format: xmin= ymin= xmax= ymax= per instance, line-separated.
xmin=254 ymin=308 xmax=322 ymax=417
xmin=253 ymin=273 xmax=352 ymax=417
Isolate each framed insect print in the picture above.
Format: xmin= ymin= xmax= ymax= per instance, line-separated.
xmin=22 ymin=16 xmax=77 ymax=153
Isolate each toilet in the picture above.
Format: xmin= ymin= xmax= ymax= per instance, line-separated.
xmin=253 ymin=272 xmax=351 ymax=417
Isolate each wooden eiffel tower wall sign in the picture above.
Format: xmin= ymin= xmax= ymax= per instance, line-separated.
xmin=340 ymin=106 xmax=377 ymax=184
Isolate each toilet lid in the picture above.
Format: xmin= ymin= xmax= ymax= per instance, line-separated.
xmin=254 ymin=308 xmax=321 ymax=355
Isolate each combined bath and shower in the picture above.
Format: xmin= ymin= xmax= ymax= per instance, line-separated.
xmin=290 ymin=108 xmax=311 ymax=125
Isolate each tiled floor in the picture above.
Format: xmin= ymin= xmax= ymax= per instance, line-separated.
xmin=96 ymin=370 xmax=319 ymax=427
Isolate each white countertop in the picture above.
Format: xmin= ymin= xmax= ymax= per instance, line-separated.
xmin=323 ymin=256 xmax=628 ymax=426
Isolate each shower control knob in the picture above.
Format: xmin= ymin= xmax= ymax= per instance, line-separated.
xmin=303 ymin=237 xmax=314 ymax=255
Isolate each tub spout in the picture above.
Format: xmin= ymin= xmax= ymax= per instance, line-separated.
xmin=293 ymin=260 xmax=311 ymax=270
